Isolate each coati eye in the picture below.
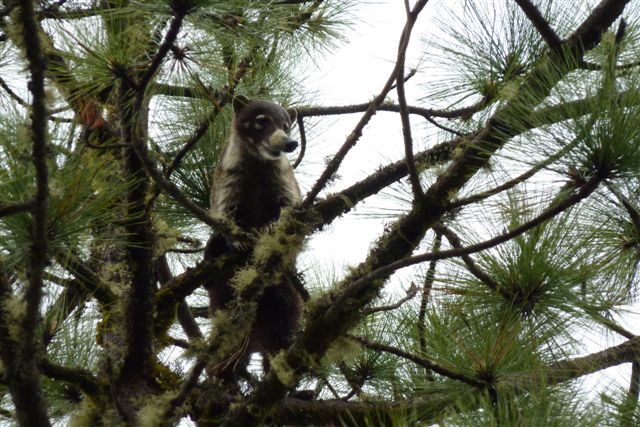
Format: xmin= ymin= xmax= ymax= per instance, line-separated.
xmin=283 ymin=122 xmax=290 ymax=132
xmin=254 ymin=115 xmax=270 ymax=130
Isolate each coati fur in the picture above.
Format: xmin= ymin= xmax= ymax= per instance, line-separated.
xmin=205 ymin=95 xmax=303 ymax=375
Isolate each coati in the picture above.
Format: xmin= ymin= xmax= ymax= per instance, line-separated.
xmin=205 ymin=95 xmax=303 ymax=375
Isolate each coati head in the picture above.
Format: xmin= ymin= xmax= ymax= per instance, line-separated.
xmin=232 ymin=95 xmax=298 ymax=161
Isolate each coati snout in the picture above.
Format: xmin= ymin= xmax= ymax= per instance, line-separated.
xmin=233 ymin=95 xmax=299 ymax=160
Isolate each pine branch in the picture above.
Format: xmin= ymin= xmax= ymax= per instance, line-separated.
xmin=450 ymin=138 xmax=578 ymax=209
xmin=434 ymin=224 xmax=500 ymax=291
xmin=2 ymin=0 xmax=53 ymax=425
xmin=137 ymin=6 xmax=187 ymax=93
xmin=312 ymin=138 xmax=459 ymax=226
xmin=356 ymin=175 xmax=602 ymax=283
xmin=297 ymin=99 xmax=489 ymax=120
xmin=41 ymin=282 xmax=88 ymax=346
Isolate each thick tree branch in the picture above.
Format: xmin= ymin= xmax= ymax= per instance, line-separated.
xmin=40 ymin=359 xmax=102 ymax=399
xmin=514 ymin=0 xmax=562 ymax=49
xmin=2 ymin=0 xmax=53 ymax=425
xmin=567 ymin=0 xmax=630 ymax=50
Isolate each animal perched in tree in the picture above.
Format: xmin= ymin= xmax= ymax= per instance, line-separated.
xmin=205 ymin=95 xmax=304 ymax=376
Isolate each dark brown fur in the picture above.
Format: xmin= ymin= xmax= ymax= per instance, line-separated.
xmin=205 ymin=96 xmax=303 ymax=373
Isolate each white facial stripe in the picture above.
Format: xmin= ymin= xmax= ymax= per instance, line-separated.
xmin=255 ymin=114 xmax=267 ymax=120
xmin=257 ymin=144 xmax=281 ymax=160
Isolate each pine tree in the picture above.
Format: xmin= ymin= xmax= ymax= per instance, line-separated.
xmin=0 ymin=0 xmax=640 ymax=426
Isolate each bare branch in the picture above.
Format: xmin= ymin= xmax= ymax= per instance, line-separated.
xmin=395 ymin=4 xmax=423 ymax=198
xmin=0 ymin=200 xmax=34 ymax=217
xmin=156 ymin=255 xmax=203 ymax=341
xmin=137 ymin=10 xmax=187 ymax=93
xmin=418 ymin=231 xmax=441 ymax=357
xmin=296 ymin=99 xmax=488 ymax=120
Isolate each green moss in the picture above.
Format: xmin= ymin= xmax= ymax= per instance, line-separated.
xmin=137 ymin=391 xmax=176 ymax=427
xmin=269 ymin=351 xmax=296 ymax=387
xmin=152 ymin=218 xmax=180 ymax=257
xmin=253 ymin=208 xmax=306 ymax=267
xmin=209 ymin=306 xmax=255 ymax=365
xmin=230 ymin=266 xmax=259 ymax=291
xmin=322 ymin=336 xmax=362 ymax=365
xmin=68 ymin=399 xmax=100 ymax=427
xmin=3 ymin=295 xmax=26 ymax=341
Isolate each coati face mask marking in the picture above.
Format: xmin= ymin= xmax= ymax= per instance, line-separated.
xmin=233 ymin=96 xmax=298 ymax=161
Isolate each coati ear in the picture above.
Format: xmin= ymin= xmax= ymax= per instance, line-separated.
xmin=286 ymin=107 xmax=297 ymax=123
xmin=232 ymin=95 xmax=250 ymax=113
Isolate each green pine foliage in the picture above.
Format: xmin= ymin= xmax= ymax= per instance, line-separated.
xmin=2 ymin=0 xmax=640 ymax=426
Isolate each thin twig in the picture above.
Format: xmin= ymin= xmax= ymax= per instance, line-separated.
xmin=418 ymin=231 xmax=441 ymax=356
xmin=0 ymin=76 xmax=29 ymax=107
xmin=450 ymin=138 xmax=579 ymax=209
xmin=292 ymin=114 xmax=307 ymax=169
xmin=362 ymin=282 xmax=419 ymax=315
xmin=348 ymin=334 xmax=483 ymax=387
xmin=434 ymin=224 xmax=500 ymax=292
xmin=165 ymin=112 xmax=217 ymax=178
xmin=137 ymin=11 xmax=186 ymax=93
xmin=395 ymin=3 xmax=423 ymax=198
